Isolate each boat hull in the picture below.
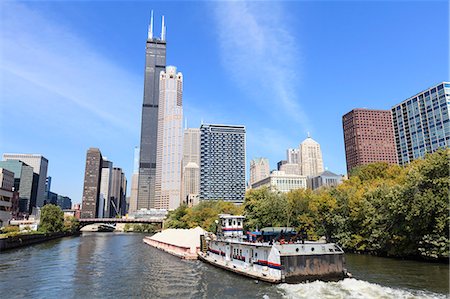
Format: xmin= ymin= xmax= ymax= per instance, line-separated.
xmin=199 ymin=239 xmax=347 ymax=284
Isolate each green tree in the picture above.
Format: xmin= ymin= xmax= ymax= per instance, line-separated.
xmin=39 ymin=204 xmax=64 ymax=233
xmin=63 ymin=216 xmax=80 ymax=233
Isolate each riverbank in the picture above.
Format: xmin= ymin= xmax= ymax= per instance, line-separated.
xmin=0 ymin=231 xmax=80 ymax=252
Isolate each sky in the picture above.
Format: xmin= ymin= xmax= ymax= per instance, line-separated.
xmin=0 ymin=0 xmax=448 ymax=204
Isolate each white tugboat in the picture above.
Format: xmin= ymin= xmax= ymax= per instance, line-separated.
xmin=198 ymin=214 xmax=348 ymax=283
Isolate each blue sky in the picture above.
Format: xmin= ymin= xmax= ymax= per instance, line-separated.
xmin=1 ymin=1 xmax=448 ymax=204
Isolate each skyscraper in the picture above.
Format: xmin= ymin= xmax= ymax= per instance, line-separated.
xmin=128 ymin=147 xmax=140 ymax=213
xmin=286 ymin=148 xmax=300 ymax=164
xmin=137 ymin=12 xmax=167 ymax=210
xmin=342 ymin=108 xmax=398 ymax=173
xmin=200 ymin=124 xmax=246 ymax=203
xmin=182 ymin=128 xmax=200 ymax=206
xmin=2 ymin=153 xmax=48 ymax=208
xmin=99 ymin=158 xmax=113 ymax=218
xmin=81 ymin=148 xmax=103 ymax=218
xmin=249 ymin=158 xmax=270 ymax=185
xmin=0 ymin=160 xmax=36 ymax=213
xmin=110 ymin=167 xmax=127 ymax=217
xmin=154 ymin=66 xmax=183 ymax=210
xmin=391 ymin=82 xmax=450 ymax=165
xmin=299 ymin=135 xmax=324 ymax=177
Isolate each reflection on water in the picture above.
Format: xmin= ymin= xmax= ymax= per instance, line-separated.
xmin=0 ymin=234 xmax=448 ymax=298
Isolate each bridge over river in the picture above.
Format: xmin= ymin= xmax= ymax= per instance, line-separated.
xmin=79 ymin=218 xmax=164 ymax=227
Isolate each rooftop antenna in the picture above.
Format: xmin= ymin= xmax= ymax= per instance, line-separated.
xmin=148 ymin=10 xmax=154 ymax=39
xmin=161 ymin=15 xmax=166 ymax=41
xmin=185 ymin=118 xmax=188 ymax=130
xmin=307 ymin=132 xmax=311 ymax=138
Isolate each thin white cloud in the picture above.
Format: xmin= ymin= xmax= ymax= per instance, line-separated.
xmin=0 ymin=1 xmax=142 ymax=132
xmin=211 ymin=1 xmax=310 ymax=131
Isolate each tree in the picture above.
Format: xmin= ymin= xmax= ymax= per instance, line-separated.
xmin=64 ymin=216 xmax=80 ymax=233
xmin=39 ymin=204 xmax=64 ymax=233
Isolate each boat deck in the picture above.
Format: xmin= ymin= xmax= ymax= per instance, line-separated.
xmin=197 ymin=252 xmax=280 ymax=283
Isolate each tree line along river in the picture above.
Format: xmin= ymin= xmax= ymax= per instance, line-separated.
xmin=0 ymin=233 xmax=448 ymax=298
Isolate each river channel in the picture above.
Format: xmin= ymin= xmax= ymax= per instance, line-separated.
xmin=0 ymin=233 xmax=448 ymax=298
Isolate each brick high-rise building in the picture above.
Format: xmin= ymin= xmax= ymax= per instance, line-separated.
xmin=81 ymin=148 xmax=103 ymax=218
xmin=342 ymin=108 xmax=398 ymax=174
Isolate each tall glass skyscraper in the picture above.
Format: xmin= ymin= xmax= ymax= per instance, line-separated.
xmin=137 ymin=13 xmax=167 ymax=210
xmin=391 ymin=82 xmax=450 ymax=165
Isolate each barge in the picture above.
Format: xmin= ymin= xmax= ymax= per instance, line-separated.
xmin=198 ymin=214 xmax=348 ymax=283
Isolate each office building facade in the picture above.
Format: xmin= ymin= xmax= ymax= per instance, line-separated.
xmin=2 ymin=153 xmax=48 ymax=207
xmin=299 ymin=136 xmax=324 ymax=177
xmin=81 ymin=148 xmax=103 ymax=218
xmin=286 ymin=148 xmax=300 ymax=164
xmin=200 ymin=124 xmax=246 ymax=203
xmin=154 ymin=66 xmax=183 ymax=210
xmin=137 ymin=14 xmax=167 ymax=210
xmin=308 ymin=170 xmax=343 ymax=190
xmin=182 ymin=128 xmax=200 ymax=206
xmin=128 ymin=147 xmax=140 ymax=213
xmin=251 ymin=171 xmax=307 ymax=193
xmin=249 ymin=158 xmax=270 ymax=185
xmin=0 ymin=160 xmax=36 ymax=213
xmin=99 ymin=158 xmax=113 ymax=218
xmin=0 ymin=168 xmax=14 ymax=226
xmin=342 ymin=108 xmax=398 ymax=173
xmin=110 ymin=167 xmax=127 ymax=217
xmin=391 ymin=82 xmax=450 ymax=165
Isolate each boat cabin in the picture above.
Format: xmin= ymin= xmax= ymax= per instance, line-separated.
xmin=217 ymin=214 xmax=245 ymax=238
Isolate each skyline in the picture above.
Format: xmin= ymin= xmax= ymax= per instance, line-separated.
xmin=1 ymin=1 xmax=448 ymax=204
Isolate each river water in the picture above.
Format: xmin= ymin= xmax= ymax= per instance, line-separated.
xmin=0 ymin=233 xmax=448 ymax=298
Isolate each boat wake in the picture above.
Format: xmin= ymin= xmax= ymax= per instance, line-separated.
xmin=277 ymin=278 xmax=448 ymax=299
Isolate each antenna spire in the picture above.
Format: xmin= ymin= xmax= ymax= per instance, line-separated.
xmin=148 ymin=10 xmax=154 ymax=39
xmin=161 ymin=15 xmax=166 ymax=41
xmin=307 ymin=132 xmax=311 ymax=138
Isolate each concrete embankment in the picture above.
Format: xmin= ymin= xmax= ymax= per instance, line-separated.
xmin=143 ymin=227 xmax=206 ymax=259
xmin=0 ymin=232 xmax=79 ymax=252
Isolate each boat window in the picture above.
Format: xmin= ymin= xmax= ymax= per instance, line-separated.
xmin=240 ymin=249 xmax=242 ymax=256
xmin=228 ymin=219 xmax=232 ymax=226
xmin=311 ymin=247 xmax=315 ymax=252
xmin=233 ymin=220 xmax=236 ymax=225
xmin=329 ymin=248 xmax=334 ymax=252
xmin=237 ymin=221 xmax=241 ymax=226
xmin=296 ymin=248 xmax=299 ymax=252
xmin=255 ymin=252 xmax=258 ymax=257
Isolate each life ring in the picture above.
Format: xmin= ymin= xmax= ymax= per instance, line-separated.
xmin=280 ymin=239 xmax=285 ymax=245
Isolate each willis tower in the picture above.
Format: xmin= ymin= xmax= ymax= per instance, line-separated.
xmin=137 ymin=11 xmax=166 ymax=209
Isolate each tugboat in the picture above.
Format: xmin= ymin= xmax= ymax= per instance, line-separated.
xmin=198 ymin=214 xmax=348 ymax=283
